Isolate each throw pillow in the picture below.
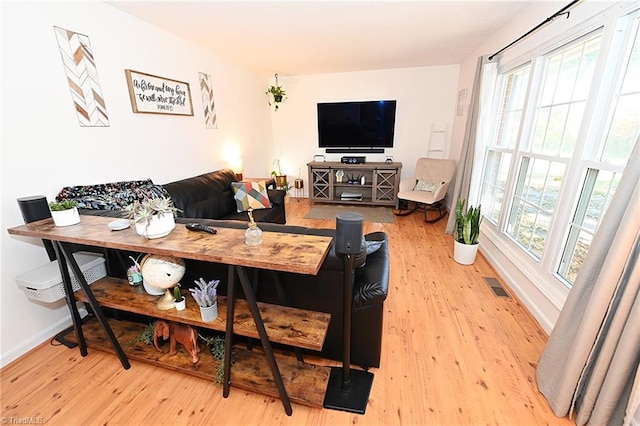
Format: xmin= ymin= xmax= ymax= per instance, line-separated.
xmin=414 ymin=180 xmax=443 ymax=193
xmin=231 ymin=181 xmax=272 ymax=212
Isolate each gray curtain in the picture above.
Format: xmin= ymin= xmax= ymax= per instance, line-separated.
xmin=537 ymin=138 xmax=640 ymax=426
xmin=445 ymin=55 xmax=487 ymax=234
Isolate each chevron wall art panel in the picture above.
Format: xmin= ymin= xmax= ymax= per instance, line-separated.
xmin=54 ymin=26 xmax=109 ymax=127
xmin=198 ymin=72 xmax=218 ymax=129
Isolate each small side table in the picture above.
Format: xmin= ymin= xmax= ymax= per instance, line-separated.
xmin=241 ymin=177 xmax=276 ymax=190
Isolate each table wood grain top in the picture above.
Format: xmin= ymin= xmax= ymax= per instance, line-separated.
xmin=7 ymin=216 xmax=333 ymax=275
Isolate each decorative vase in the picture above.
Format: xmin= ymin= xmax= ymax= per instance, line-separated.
xmin=174 ymin=298 xmax=186 ymax=311
xmin=135 ymin=214 xmax=175 ymax=239
xmin=199 ymin=303 xmax=218 ymax=322
xmin=245 ymin=225 xmax=263 ymax=246
xmin=275 ymin=175 xmax=287 ymax=188
xmin=453 ymin=240 xmax=479 ymax=265
xmin=51 ymin=207 xmax=81 ymax=227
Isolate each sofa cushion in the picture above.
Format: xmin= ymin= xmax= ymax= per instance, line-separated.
xmin=231 ymin=181 xmax=272 ymax=212
xmin=162 ymin=169 xmax=238 ymax=218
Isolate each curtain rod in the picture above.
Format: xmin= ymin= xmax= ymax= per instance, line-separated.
xmin=488 ymin=0 xmax=581 ymax=61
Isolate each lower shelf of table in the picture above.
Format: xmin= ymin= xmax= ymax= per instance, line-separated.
xmin=66 ymin=316 xmax=331 ymax=408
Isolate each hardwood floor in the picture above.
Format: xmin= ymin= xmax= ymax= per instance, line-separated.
xmin=1 ymin=198 xmax=572 ymax=425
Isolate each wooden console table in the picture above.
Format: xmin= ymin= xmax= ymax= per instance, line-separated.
xmin=7 ymin=216 xmax=334 ymax=415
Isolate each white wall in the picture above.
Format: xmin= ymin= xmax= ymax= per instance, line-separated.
xmin=1 ymin=1 xmax=273 ymax=366
xmin=269 ymin=66 xmax=459 ymax=192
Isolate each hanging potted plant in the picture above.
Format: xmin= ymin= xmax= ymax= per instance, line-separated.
xmin=48 ymin=200 xmax=81 ymax=227
xmin=453 ymin=198 xmax=483 ymax=265
xmin=190 ymin=277 xmax=220 ymax=322
xmin=125 ymin=197 xmax=180 ymax=239
xmin=265 ymin=73 xmax=286 ymax=111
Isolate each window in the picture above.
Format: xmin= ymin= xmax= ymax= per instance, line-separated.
xmin=480 ymin=6 xmax=640 ymax=287
xmin=481 ymin=65 xmax=530 ymax=224
xmin=507 ymin=31 xmax=603 ymax=259
xmin=557 ymin=15 xmax=640 ymax=282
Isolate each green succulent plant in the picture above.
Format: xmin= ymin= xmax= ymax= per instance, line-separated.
xmin=124 ymin=197 xmax=180 ymax=225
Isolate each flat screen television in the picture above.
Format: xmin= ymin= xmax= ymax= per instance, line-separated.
xmin=317 ymin=100 xmax=396 ymax=152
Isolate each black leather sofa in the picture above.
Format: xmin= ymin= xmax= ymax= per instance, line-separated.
xmin=55 ymin=169 xmax=286 ymax=224
xmin=162 ymin=169 xmax=286 ymax=224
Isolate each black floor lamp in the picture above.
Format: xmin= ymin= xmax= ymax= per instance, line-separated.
xmin=323 ymin=212 xmax=374 ymax=414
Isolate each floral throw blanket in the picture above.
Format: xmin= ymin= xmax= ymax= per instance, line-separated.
xmin=56 ymin=179 xmax=171 ymax=210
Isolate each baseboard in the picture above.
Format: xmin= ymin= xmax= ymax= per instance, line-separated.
xmin=0 ymin=307 xmax=88 ymax=368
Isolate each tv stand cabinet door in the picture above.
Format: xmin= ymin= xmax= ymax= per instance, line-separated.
xmin=373 ymin=166 xmax=402 ymax=205
xmin=308 ymin=166 xmax=333 ymax=201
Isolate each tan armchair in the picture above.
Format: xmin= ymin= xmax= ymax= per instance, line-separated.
xmin=395 ymin=158 xmax=456 ymax=222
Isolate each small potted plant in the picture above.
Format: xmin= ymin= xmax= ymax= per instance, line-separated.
xmin=190 ymin=277 xmax=220 ymax=322
xmin=271 ymin=159 xmax=291 ymax=192
xmin=173 ymin=285 xmax=186 ymax=311
xmin=453 ymin=198 xmax=483 ymax=265
xmin=125 ymin=197 xmax=180 ymax=239
xmin=48 ymin=200 xmax=80 ymax=227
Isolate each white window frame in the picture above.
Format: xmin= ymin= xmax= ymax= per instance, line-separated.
xmin=478 ymin=2 xmax=640 ymax=310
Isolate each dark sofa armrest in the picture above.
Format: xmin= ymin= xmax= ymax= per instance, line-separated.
xmin=353 ymin=232 xmax=389 ymax=308
xmin=267 ymin=189 xmax=285 ymax=207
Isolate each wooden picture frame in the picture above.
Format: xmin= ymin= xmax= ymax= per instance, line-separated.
xmin=124 ymin=69 xmax=194 ymax=116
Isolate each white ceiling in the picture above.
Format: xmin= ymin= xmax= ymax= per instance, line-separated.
xmin=108 ymin=0 xmax=534 ymax=76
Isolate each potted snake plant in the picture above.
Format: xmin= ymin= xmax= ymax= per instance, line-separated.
xmin=453 ymin=198 xmax=482 ymax=265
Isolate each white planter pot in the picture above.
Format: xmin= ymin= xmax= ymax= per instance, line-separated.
xmin=51 ymin=207 xmax=81 ymax=227
xmin=135 ymin=214 xmax=175 ymax=239
xmin=453 ymin=240 xmax=479 ymax=265
xmin=199 ymin=303 xmax=218 ymax=322
xmin=174 ymin=299 xmax=186 ymax=311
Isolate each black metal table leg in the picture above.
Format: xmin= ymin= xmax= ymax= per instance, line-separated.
xmin=223 ymin=265 xmax=236 ymax=398
xmin=269 ymin=271 xmax=304 ymax=362
xmin=235 ymin=266 xmax=293 ymax=416
xmin=53 ymin=243 xmax=87 ymax=356
xmin=58 ymin=242 xmax=130 ymax=370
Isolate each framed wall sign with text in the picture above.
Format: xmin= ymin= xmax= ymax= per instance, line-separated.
xmin=125 ymin=69 xmax=194 ymax=116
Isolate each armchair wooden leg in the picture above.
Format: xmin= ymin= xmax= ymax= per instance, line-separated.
xmin=423 ymin=201 xmax=447 ymax=223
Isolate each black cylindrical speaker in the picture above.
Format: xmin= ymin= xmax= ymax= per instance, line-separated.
xmin=17 ymin=195 xmax=51 ymax=223
xmin=335 ymin=212 xmax=364 ymax=254
xmin=17 ymin=195 xmax=57 ymax=261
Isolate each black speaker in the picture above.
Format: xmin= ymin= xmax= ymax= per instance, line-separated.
xmin=18 ymin=195 xmax=51 ymax=223
xmin=17 ymin=195 xmax=56 ymax=261
xmin=335 ymin=212 xmax=364 ymax=254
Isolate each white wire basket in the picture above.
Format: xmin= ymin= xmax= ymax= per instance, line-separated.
xmin=16 ymin=252 xmax=107 ymax=303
